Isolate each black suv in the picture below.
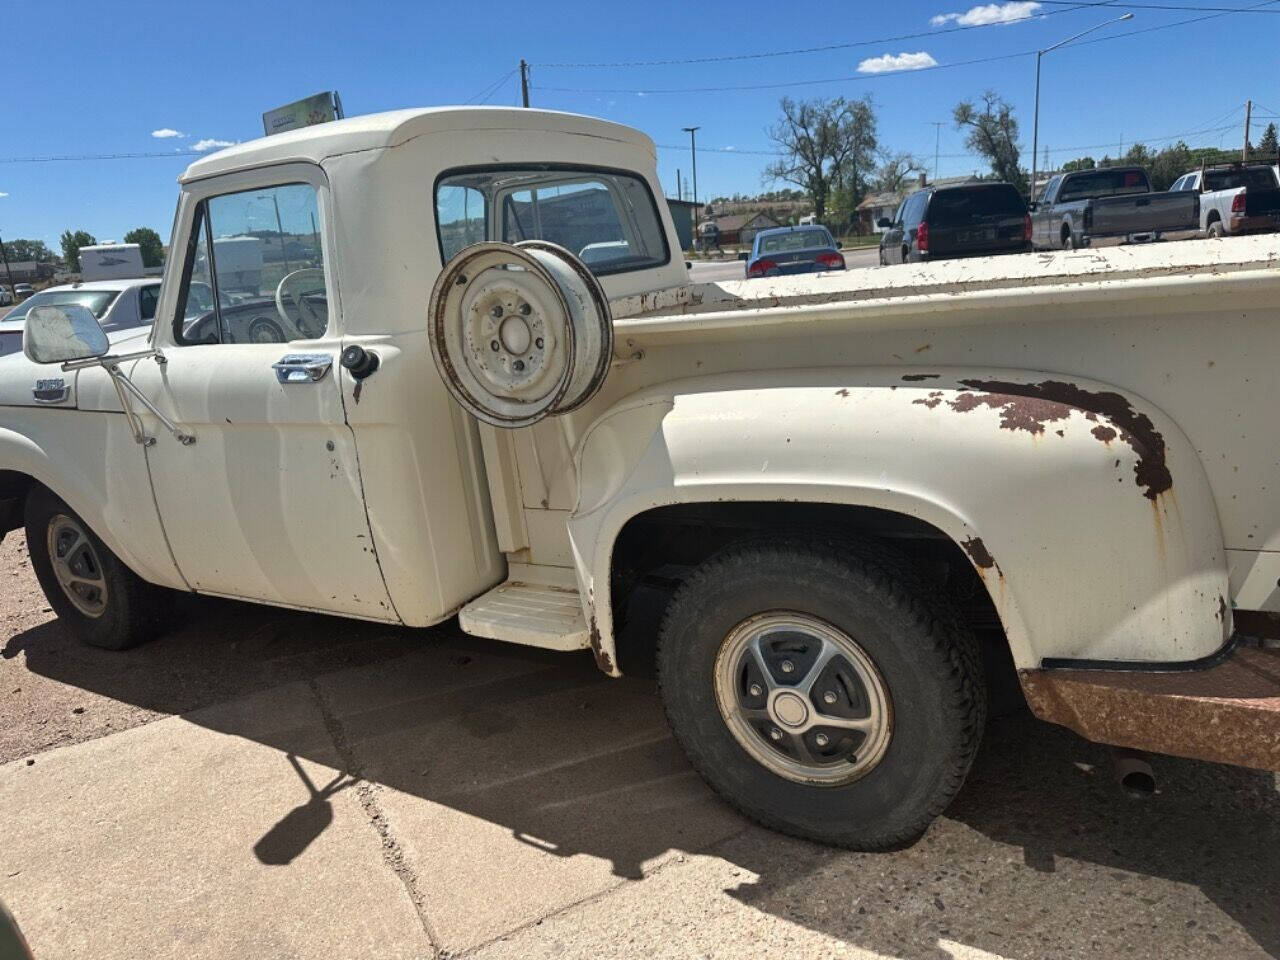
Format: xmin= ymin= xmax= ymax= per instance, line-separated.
xmin=878 ymin=182 xmax=1031 ymax=265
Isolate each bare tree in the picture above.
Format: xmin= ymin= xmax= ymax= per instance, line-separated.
xmin=874 ymin=152 xmax=926 ymax=193
xmin=765 ymin=96 xmax=878 ymax=221
xmin=953 ymin=91 xmax=1026 ymax=195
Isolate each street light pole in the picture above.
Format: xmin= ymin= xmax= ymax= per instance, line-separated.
xmin=683 ymin=126 xmax=700 ymax=240
xmin=1031 ymin=12 xmax=1133 ymax=202
xmin=0 ymin=230 xmax=15 ymax=302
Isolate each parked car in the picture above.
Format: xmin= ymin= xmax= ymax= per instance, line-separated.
xmin=0 ymin=278 xmax=160 ymax=357
xmin=0 ymin=287 xmax=11 ymax=307
xmin=13 ymin=284 xmax=35 ymax=300
xmin=3 ymin=107 xmax=1279 ymax=853
xmin=1030 ymin=166 xmax=1199 ymax=250
xmin=1170 ymin=163 xmax=1280 ymax=237
xmin=746 ymin=225 xmax=845 ymax=278
xmin=878 ymin=182 xmax=1030 ymax=265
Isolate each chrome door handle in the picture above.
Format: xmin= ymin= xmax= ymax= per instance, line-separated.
xmin=273 ymin=353 xmax=332 ymax=384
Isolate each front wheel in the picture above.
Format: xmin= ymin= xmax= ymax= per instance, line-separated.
xmin=24 ymin=487 xmax=172 ymax=650
xmin=657 ymin=539 xmax=985 ymax=849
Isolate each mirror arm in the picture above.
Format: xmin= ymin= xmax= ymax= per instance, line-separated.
xmin=63 ymin=350 xmax=195 ymax=447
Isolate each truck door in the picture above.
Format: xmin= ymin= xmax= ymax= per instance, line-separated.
xmin=127 ymin=166 xmax=397 ymax=621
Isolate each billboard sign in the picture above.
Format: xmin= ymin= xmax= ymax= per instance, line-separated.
xmin=262 ymin=91 xmax=344 ymax=137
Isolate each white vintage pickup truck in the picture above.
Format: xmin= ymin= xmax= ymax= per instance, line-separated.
xmin=2 ymin=107 xmax=1278 ymax=849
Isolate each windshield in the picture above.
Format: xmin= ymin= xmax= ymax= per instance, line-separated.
xmin=1204 ymin=168 xmax=1278 ymax=192
xmin=1059 ymin=169 xmax=1150 ymax=202
xmin=4 ymin=289 xmax=119 ymax=323
xmin=435 ymin=167 xmax=669 ymax=275
xmin=928 ymin=187 xmax=1025 ymax=225
xmin=758 ymin=229 xmax=833 ymax=254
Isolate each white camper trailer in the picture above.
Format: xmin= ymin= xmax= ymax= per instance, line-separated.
xmin=77 ymin=244 xmax=145 ymax=281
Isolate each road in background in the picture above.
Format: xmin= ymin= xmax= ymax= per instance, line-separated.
xmin=689 ymin=245 xmax=880 ymax=284
xmin=1 ymin=529 xmax=1276 ymax=960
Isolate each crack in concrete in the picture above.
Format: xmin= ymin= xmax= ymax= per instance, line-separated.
xmin=307 ymin=678 xmax=444 ymax=957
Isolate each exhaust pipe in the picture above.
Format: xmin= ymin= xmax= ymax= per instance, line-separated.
xmin=1111 ymin=747 xmax=1156 ymax=799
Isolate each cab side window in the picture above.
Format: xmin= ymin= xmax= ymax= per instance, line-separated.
xmin=1041 ymin=176 xmax=1061 ymax=206
xmin=139 ymin=284 xmax=160 ymax=322
xmin=173 ymin=182 xmax=328 ymax=346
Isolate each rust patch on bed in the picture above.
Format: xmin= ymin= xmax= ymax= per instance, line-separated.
xmin=945 ymin=379 xmax=1174 ymax=500
xmin=913 ymin=390 xmax=944 ymax=410
xmin=901 ymin=373 xmax=941 ymax=382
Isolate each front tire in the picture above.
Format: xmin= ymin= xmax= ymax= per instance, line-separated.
xmin=25 ymin=487 xmax=171 ymax=650
xmin=657 ymin=538 xmax=985 ymax=849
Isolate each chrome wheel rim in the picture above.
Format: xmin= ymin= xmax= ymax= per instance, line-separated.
xmin=46 ymin=514 xmax=108 ymax=618
xmin=714 ymin=612 xmax=892 ymax=785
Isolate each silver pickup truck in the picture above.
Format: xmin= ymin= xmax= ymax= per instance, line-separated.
xmin=1031 ymin=166 xmax=1199 ymax=250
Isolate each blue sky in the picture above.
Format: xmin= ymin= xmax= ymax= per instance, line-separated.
xmin=2 ymin=0 xmax=1277 ymax=248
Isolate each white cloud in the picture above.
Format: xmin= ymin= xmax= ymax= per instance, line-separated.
xmin=192 ymin=138 xmax=236 ymax=152
xmin=931 ymin=2 xmax=1040 ymax=26
xmin=0 ymin=192 xmax=8 ymax=198
xmin=151 ymin=128 xmax=185 ymax=139
xmin=857 ymin=51 xmax=939 ymax=74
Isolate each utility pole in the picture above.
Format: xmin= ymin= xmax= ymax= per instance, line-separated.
xmin=676 ymin=169 xmax=683 ymax=203
xmin=929 ymin=122 xmax=943 ymax=184
xmin=1243 ymin=99 xmax=1253 ymax=161
xmin=0 ymin=230 xmax=14 ymax=301
xmin=520 ymin=60 xmax=530 ymax=108
xmin=682 ymin=126 xmax=700 ymax=234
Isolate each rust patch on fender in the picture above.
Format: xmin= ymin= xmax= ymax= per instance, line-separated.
xmin=901 ymin=373 xmax=940 ymax=382
xmin=588 ymin=616 xmax=616 ymax=675
xmin=913 ymin=391 xmax=944 ymax=410
xmin=950 ymin=379 xmax=1173 ymax=500
xmin=961 ymin=536 xmax=1001 ymax=576
xmin=1091 ymin=424 xmax=1117 ymax=443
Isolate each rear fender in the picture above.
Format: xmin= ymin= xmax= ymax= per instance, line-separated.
xmin=568 ymin=367 xmax=1228 ymax=676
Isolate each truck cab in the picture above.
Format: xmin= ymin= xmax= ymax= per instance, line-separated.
xmin=3 ymin=107 xmax=1279 ymax=850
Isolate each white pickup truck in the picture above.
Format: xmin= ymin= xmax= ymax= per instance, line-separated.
xmin=2 ymin=108 xmax=1279 ymax=849
xmin=1170 ymin=162 xmax=1280 ymax=237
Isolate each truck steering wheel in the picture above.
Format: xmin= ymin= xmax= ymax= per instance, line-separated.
xmin=275 ymin=269 xmax=327 ymax=338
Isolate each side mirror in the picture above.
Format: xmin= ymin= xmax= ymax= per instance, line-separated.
xmin=23 ymin=304 xmax=109 ymax=365
xmin=876 ymin=218 xmax=891 ymax=229
xmin=835 ymin=241 xmax=843 ymax=249
xmin=685 ymin=260 xmax=693 ymax=269
xmin=737 ymin=251 xmax=749 ymax=262
xmin=1028 ymin=201 xmax=1039 ymax=212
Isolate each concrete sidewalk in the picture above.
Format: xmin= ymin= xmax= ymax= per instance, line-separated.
xmin=2 ymin=585 xmax=1277 ymax=958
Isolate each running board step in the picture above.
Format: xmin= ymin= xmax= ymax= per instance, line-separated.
xmin=458 ymin=580 xmax=590 ymax=651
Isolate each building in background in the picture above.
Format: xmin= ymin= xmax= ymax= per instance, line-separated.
xmin=665 ymin=198 xmax=701 ymax=251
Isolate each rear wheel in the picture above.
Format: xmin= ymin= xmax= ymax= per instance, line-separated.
xmin=1207 ymin=219 xmax=1225 ymax=238
xmin=657 ymin=538 xmax=986 ymax=849
xmin=24 ymin=487 xmax=172 ymax=650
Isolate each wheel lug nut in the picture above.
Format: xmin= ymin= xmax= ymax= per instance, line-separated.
xmin=749 ymin=683 xmax=762 ymax=697
xmin=822 ymin=690 xmax=837 ymax=704
xmin=815 ymin=733 xmax=830 ymax=747
xmin=513 ymin=360 xmax=525 ymax=372
xmin=769 ymin=727 xmax=782 ymax=742
xmin=780 ymin=660 xmax=795 ymax=674
xmin=490 ymin=340 xmax=500 ymax=352
xmin=490 ymin=305 xmax=503 ymax=318
xmin=519 ymin=302 xmax=532 ymax=316
xmin=535 ymin=337 xmax=544 ymax=349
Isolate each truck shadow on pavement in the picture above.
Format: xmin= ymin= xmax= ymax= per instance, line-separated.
xmin=8 ymin=591 xmax=1279 ymax=959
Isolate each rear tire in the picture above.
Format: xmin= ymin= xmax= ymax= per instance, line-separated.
xmin=24 ymin=487 xmax=172 ymax=650
xmin=656 ymin=538 xmax=986 ymax=849
xmin=1207 ymin=219 xmax=1225 ymax=238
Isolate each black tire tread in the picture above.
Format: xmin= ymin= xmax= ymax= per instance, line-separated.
xmin=657 ymin=535 xmax=986 ymax=850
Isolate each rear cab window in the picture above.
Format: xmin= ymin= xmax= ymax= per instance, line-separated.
xmin=1203 ymin=167 xmax=1279 ymax=192
xmin=758 ymin=229 xmax=834 ymax=254
xmin=1059 ymin=169 xmax=1151 ymax=203
xmin=435 ymin=166 xmax=669 ymax=276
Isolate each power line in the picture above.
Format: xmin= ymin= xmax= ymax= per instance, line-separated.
xmin=536 ymin=50 xmax=1035 ymax=95
xmin=465 ymin=68 xmax=518 ymax=105
xmin=1064 ymin=0 xmax=1280 ymax=45
xmin=537 ymin=4 xmax=1098 ymax=69
xmin=1038 ymin=0 xmax=1280 ymax=11
xmin=0 ymin=150 xmax=203 ymax=164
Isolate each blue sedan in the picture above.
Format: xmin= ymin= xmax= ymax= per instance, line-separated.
xmin=746 ymin=226 xmax=846 ymax=279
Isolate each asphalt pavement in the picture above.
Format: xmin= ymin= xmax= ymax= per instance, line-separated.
xmin=1 ymin=528 xmax=1278 ymax=960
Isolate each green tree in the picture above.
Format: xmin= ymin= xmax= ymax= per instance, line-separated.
xmin=953 ymin=91 xmax=1026 ymax=196
xmin=0 ymin=238 xmax=56 ymax=262
xmin=1259 ymin=122 xmax=1279 ymax=158
xmin=1149 ymin=141 xmax=1193 ymax=191
xmin=765 ymin=96 xmax=878 ymax=221
xmin=123 ymin=227 xmax=165 ymax=268
xmin=60 ymin=230 xmax=97 ymax=272
xmin=1123 ymin=143 xmax=1154 ymax=168
xmin=1061 ymin=156 xmax=1096 ymax=173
